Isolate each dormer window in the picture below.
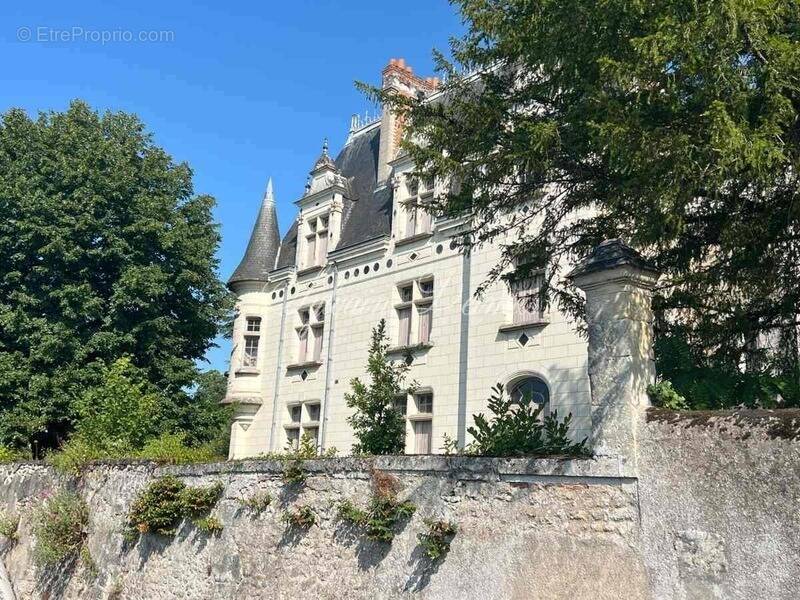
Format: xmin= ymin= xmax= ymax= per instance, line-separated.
xmin=400 ymin=177 xmax=434 ymax=240
xmin=304 ymin=213 xmax=330 ymax=268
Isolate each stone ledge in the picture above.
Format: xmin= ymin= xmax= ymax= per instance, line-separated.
xmin=647 ymin=407 xmax=800 ymax=440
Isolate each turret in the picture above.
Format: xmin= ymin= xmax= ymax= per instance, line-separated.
xmin=228 ymin=178 xmax=281 ymax=289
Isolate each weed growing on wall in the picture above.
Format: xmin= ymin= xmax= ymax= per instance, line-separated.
xmin=467 ymin=383 xmax=589 ymax=457
xmin=32 ymin=490 xmax=89 ymax=567
xmin=418 ymin=519 xmax=457 ymax=560
xmin=336 ymin=470 xmax=416 ymax=542
xmin=193 ymin=515 xmax=224 ymax=535
xmin=0 ymin=512 xmax=19 ymax=541
xmin=282 ymin=460 xmax=307 ymax=486
xmin=0 ymin=446 xmax=28 ymax=463
xmin=281 ymin=505 xmax=316 ymax=529
xmin=239 ymin=491 xmax=273 ymax=514
xmin=125 ymin=476 xmax=224 ymax=539
xmin=647 ymin=381 xmax=689 ymax=410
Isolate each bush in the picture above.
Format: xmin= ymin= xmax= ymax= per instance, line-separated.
xmin=0 ymin=512 xmax=19 ymax=541
xmin=138 ymin=432 xmax=223 ymax=464
xmin=467 ymin=383 xmax=589 ymax=457
xmin=32 ymin=490 xmax=88 ymax=567
xmin=0 ymin=445 xmax=28 ymax=463
xmin=126 ymin=476 xmax=223 ymax=539
xmin=282 ymin=460 xmax=307 ymax=486
xmin=47 ymin=438 xmax=113 ymax=476
xmin=418 ymin=519 xmax=457 ymax=560
xmin=647 ymin=381 xmax=689 ymax=410
xmin=281 ymin=505 xmax=316 ymax=529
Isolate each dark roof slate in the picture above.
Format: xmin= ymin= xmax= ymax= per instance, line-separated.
xmin=228 ymin=180 xmax=281 ymax=286
xmin=272 ymin=124 xmax=390 ymax=271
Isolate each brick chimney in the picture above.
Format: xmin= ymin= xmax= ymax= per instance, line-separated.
xmin=376 ymin=58 xmax=439 ymax=183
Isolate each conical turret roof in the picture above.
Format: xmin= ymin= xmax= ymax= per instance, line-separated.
xmin=228 ymin=178 xmax=281 ymax=287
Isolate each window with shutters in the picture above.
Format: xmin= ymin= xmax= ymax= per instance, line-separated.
xmin=509 ymin=258 xmax=546 ymax=325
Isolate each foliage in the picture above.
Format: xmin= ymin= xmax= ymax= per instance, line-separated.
xmin=346 ymin=320 xmax=414 ymax=455
xmin=126 ymin=476 xmax=223 ymax=539
xmin=336 ymin=470 xmax=416 ymax=543
xmin=239 ymin=491 xmax=273 ymax=514
xmin=0 ymin=512 xmax=19 ymax=541
xmin=0 ymin=445 xmax=28 ymax=463
xmin=32 ymin=489 xmax=88 ymax=567
xmin=366 ymin=0 xmax=800 ymax=409
xmin=281 ymin=460 xmax=307 ymax=486
xmin=79 ymin=546 xmax=98 ymax=580
xmin=440 ymin=433 xmax=460 ymax=456
xmin=0 ymin=100 xmax=233 ymax=450
xmin=193 ymin=515 xmax=223 ymax=535
xmin=137 ymin=432 xmax=223 ymax=465
xmin=418 ymin=519 xmax=457 ymax=560
xmin=467 ymin=384 xmax=588 ymax=457
xmin=647 ymin=381 xmax=689 ymax=410
xmin=281 ymin=505 xmax=316 ymax=529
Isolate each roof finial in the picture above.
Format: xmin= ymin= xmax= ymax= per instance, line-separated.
xmin=322 ymin=137 xmax=329 ymax=157
xmin=264 ymin=177 xmax=274 ymax=203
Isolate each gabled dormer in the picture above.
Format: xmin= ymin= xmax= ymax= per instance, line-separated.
xmin=294 ymin=140 xmax=347 ymax=274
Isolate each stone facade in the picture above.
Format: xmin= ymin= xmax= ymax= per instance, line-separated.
xmin=225 ymin=59 xmax=592 ymax=459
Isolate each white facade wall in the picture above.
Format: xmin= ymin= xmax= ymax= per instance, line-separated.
xmin=226 ymin=149 xmax=590 ymax=459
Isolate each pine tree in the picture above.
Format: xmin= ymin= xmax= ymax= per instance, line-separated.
xmin=345 ymin=320 xmax=413 ymax=455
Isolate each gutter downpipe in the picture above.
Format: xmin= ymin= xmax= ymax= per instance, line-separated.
xmin=320 ymin=260 xmax=339 ymax=449
xmin=268 ymin=282 xmax=290 ymax=452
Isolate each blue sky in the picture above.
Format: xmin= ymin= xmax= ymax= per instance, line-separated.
xmin=1 ymin=0 xmax=463 ymax=372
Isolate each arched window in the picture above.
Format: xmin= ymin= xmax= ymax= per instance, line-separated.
xmin=509 ymin=377 xmax=550 ymax=416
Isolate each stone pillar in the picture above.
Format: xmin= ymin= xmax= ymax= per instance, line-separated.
xmin=569 ymin=239 xmax=660 ymax=475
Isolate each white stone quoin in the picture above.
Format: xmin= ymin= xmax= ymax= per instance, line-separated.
xmin=569 ymin=239 xmax=661 ymax=475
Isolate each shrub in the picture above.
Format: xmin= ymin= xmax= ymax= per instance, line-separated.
xmin=32 ymin=490 xmax=88 ymax=567
xmin=47 ymin=438 xmax=112 ymax=476
xmin=137 ymin=432 xmax=223 ymax=464
xmin=345 ymin=320 xmax=414 ymax=455
xmin=239 ymin=491 xmax=273 ymax=513
xmin=647 ymin=381 xmax=689 ymax=410
xmin=418 ymin=519 xmax=457 ymax=560
xmin=0 ymin=446 xmax=28 ymax=463
xmin=336 ymin=470 xmax=416 ymax=542
xmin=193 ymin=515 xmax=223 ymax=535
xmin=0 ymin=512 xmax=19 ymax=541
xmin=467 ymin=383 xmax=589 ymax=457
xmin=126 ymin=476 xmax=223 ymax=538
xmin=282 ymin=460 xmax=307 ymax=486
xmin=281 ymin=505 xmax=316 ymax=529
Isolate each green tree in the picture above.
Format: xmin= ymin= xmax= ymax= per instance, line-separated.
xmin=371 ymin=0 xmax=800 ymax=407
xmin=346 ymin=320 xmax=413 ymax=455
xmin=0 ymin=101 xmax=233 ymax=448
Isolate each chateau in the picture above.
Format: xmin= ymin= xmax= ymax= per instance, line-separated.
xmin=223 ymin=59 xmax=591 ymax=458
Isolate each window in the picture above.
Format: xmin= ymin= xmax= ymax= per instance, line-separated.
xmin=393 ymin=395 xmax=408 ymax=416
xmin=306 ymin=403 xmax=321 ymax=422
xmin=509 ymin=377 xmax=550 ymax=416
xmin=395 ymin=279 xmax=434 ymax=347
xmin=413 ymin=420 xmax=432 ymax=454
xmin=297 ymin=304 xmax=325 ymax=363
xmin=415 ymin=392 xmax=433 ymax=414
xmin=246 ymin=317 xmax=261 ymax=332
xmin=286 ymin=427 xmax=300 ymax=450
xmin=304 ymin=426 xmax=319 ymax=446
xmin=397 ymin=307 xmax=412 ymax=346
xmin=304 ymin=213 xmax=330 ymax=268
xmin=400 ymin=177 xmax=434 ymax=239
xmin=509 ymin=259 xmax=546 ymax=324
xmin=290 ymin=405 xmax=302 ymax=423
xmin=243 ymin=335 xmax=260 ymax=367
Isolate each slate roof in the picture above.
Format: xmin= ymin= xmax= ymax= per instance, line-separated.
xmin=228 ymin=179 xmax=282 ymax=286
xmin=273 ymin=124 xmax=390 ymax=270
xmin=567 ymin=239 xmax=659 ymax=279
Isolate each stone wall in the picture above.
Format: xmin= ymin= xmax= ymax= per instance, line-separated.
xmin=2 ymin=410 xmax=799 ymax=600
